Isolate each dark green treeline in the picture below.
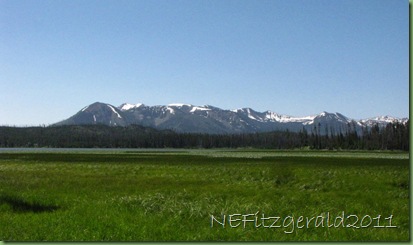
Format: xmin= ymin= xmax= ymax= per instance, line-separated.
xmin=0 ymin=121 xmax=409 ymax=150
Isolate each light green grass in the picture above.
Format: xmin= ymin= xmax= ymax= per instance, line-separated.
xmin=0 ymin=150 xmax=409 ymax=241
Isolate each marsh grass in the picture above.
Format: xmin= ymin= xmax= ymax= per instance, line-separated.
xmin=0 ymin=150 xmax=409 ymax=241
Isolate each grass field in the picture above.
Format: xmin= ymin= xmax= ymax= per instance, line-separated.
xmin=0 ymin=149 xmax=409 ymax=241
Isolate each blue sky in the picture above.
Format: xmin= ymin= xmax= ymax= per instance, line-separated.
xmin=0 ymin=0 xmax=408 ymax=125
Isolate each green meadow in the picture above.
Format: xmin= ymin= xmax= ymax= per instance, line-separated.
xmin=0 ymin=150 xmax=409 ymax=241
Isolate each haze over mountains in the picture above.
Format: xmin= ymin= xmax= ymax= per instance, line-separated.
xmin=54 ymin=102 xmax=408 ymax=135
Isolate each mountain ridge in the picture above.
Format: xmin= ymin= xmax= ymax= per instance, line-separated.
xmin=54 ymin=102 xmax=409 ymax=134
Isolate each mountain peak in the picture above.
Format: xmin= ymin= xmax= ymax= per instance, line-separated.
xmin=80 ymin=102 xmax=110 ymax=112
xmin=318 ymin=111 xmax=337 ymax=116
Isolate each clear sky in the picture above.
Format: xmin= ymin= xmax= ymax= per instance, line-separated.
xmin=0 ymin=0 xmax=408 ymax=126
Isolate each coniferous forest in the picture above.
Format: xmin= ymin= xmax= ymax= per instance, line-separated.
xmin=0 ymin=121 xmax=409 ymax=151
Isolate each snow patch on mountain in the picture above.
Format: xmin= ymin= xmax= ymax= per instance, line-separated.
xmin=189 ymin=106 xmax=211 ymax=113
xmin=362 ymin=116 xmax=399 ymax=123
xmin=168 ymin=103 xmax=192 ymax=107
xmin=263 ymin=111 xmax=317 ymax=124
xmin=360 ymin=115 xmax=408 ymax=126
xmin=283 ymin=115 xmax=317 ymax=124
xmin=119 ymin=103 xmax=143 ymax=111
xmin=264 ymin=111 xmax=281 ymax=121
xmin=81 ymin=105 xmax=89 ymax=112
xmin=232 ymin=108 xmax=321 ymax=124
xmin=107 ymin=105 xmax=122 ymax=119
xmin=166 ymin=107 xmax=175 ymax=114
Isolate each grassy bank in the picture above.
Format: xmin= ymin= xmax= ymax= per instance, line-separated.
xmin=0 ymin=150 xmax=409 ymax=241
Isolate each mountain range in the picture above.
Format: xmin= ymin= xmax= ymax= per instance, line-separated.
xmin=54 ymin=102 xmax=409 ymax=135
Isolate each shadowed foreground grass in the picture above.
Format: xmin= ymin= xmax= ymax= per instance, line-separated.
xmin=0 ymin=150 xmax=409 ymax=241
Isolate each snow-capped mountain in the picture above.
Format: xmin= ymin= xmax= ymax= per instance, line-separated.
xmin=360 ymin=116 xmax=409 ymax=127
xmin=54 ymin=102 xmax=408 ymax=134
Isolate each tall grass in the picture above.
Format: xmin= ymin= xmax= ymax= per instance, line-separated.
xmin=0 ymin=150 xmax=409 ymax=241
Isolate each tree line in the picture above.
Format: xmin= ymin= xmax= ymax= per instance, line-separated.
xmin=0 ymin=121 xmax=409 ymax=151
